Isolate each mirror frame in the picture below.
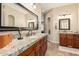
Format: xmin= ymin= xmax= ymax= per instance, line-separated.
xmin=0 ymin=3 xmax=38 ymax=31
xmin=59 ymin=18 xmax=70 ymax=30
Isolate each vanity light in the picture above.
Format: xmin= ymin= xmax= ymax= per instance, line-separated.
xmin=58 ymin=15 xmax=64 ymax=19
xmin=59 ymin=14 xmax=71 ymax=19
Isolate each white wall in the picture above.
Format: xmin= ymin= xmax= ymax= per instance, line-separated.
xmin=45 ymin=4 xmax=79 ymax=43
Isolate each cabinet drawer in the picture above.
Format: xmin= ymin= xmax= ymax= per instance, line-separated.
xmin=66 ymin=34 xmax=74 ymax=39
xmin=36 ymin=39 xmax=43 ymax=46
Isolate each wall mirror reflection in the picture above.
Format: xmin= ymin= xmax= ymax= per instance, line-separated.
xmin=1 ymin=3 xmax=38 ymax=30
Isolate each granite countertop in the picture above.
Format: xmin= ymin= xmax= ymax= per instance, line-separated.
xmin=0 ymin=33 xmax=47 ymax=56
xmin=59 ymin=32 xmax=79 ymax=34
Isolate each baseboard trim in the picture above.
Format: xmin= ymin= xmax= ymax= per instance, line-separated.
xmin=52 ymin=41 xmax=59 ymax=44
xmin=47 ymin=39 xmax=59 ymax=44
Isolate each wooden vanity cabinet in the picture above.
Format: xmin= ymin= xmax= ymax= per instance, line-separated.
xmin=18 ymin=43 xmax=36 ymax=56
xmin=34 ymin=36 xmax=47 ymax=56
xmin=60 ymin=34 xmax=67 ymax=46
xmin=18 ymin=36 xmax=47 ymax=56
xmin=0 ymin=33 xmax=12 ymax=48
xmin=73 ymin=34 xmax=79 ymax=48
xmin=35 ymin=38 xmax=43 ymax=56
xmin=43 ymin=37 xmax=47 ymax=55
xmin=35 ymin=44 xmax=42 ymax=56
xmin=60 ymin=33 xmax=79 ymax=49
xmin=66 ymin=34 xmax=74 ymax=48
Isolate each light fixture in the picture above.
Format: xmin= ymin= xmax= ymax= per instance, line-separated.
xmin=59 ymin=14 xmax=71 ymax=19
xmin=30 ymin=3 xmax=33 ymax=6
xmin=33 ymin=3 xmax=36 ymax=9
xmin=30 ymin=3 xmax=36 ymax=9
xmin=33 ymin=5 xmax=36 ymax=9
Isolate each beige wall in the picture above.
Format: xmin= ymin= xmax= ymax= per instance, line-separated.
xmin=78 ymin=4 xmax=79 ymax=32
xmin=45 ymin=4 xmax=79 ymax=43
xmin=2 ymin=4 xmax=26 ymax=27
xmin=45 ymin=10 xmax=53 ymax=42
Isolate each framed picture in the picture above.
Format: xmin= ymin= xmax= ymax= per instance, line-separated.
xmin=59 ymin=18 xmax=70 ymax=30
xmin=28 ymin=22 xmax=34 ymax=29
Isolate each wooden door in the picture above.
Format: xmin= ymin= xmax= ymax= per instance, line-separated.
xmin=66 ymin=34 xmax=74 ymax=48
xmin=60 ymin=34 xmax=67 ymax=46
xmin=35 ymin=38 xmax=44 ymax=56
xmin=35 ymin=45 xmax=41 ymax=56
xmin=18 ymin=44 xmax=35 ymax=56
xmin=28 ymin=51 xmax=35 ymax=56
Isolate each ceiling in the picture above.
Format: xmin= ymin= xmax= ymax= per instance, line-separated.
xmin=39 ymin=3 xmax=72 ymax=13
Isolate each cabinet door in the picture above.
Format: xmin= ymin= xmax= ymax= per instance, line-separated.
xmin=35 ymin=45 xmax=41 ymax=56
xmin=28 ymin=51 xmax=35 ymax=56
xmin=35 ymin=41 xmax=43 ymax=56
xmin=18 ymin=44 xmax=35 ymax=56
xmin=42 ymin=37 xmax=47 ymax=55
xmin=44 ymin=36 xmax=47 ymax=50
xmin=66 ymin=34 xmax=74 ymax=48
xmin=18 ymin=48 xmax=33 ymax=56
xmin=35 ymin=38 xmax=44 ymax=56
xmin=73 ymin=34 xmax=79 ymax=49
xmin=60 ymin=34 xmax=67 ymax=46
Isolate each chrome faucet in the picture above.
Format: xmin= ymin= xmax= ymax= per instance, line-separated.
xmin=27 ymin=28 xmax=33 ymax=36
xmin=18 ymin=27 xmax=23 ymax=40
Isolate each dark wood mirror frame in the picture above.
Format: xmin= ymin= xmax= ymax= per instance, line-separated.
xmin=0 ymin=3 xmax=38 ymax=31
xmin=59 ymin=18 xmax=70 ymax=30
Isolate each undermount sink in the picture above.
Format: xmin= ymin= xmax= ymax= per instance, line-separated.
xmin=29 ymin=35 xmax=37 ymax=39
xmin=11 ymin=35 xmax=37 ymax=49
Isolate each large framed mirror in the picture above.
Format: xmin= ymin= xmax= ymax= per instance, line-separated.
xmin=0 ymin=3 xmax=38 ymax=31
xmin=59 ymin=18 xmax=70 ymax=30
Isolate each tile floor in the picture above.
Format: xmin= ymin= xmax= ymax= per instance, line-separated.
xmin=45 ymin=41 xmax=79 ymax=56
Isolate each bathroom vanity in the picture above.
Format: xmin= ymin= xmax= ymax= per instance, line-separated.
xmin=0 ymin=33 xmax=47 ymax=56
xmin=60 ymin=33 xmax=79 ymax=49
xmin=0 ymin=3 xmax=47 ymax=56
xmin=18 ymin=35 xmax=47 ymax=56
